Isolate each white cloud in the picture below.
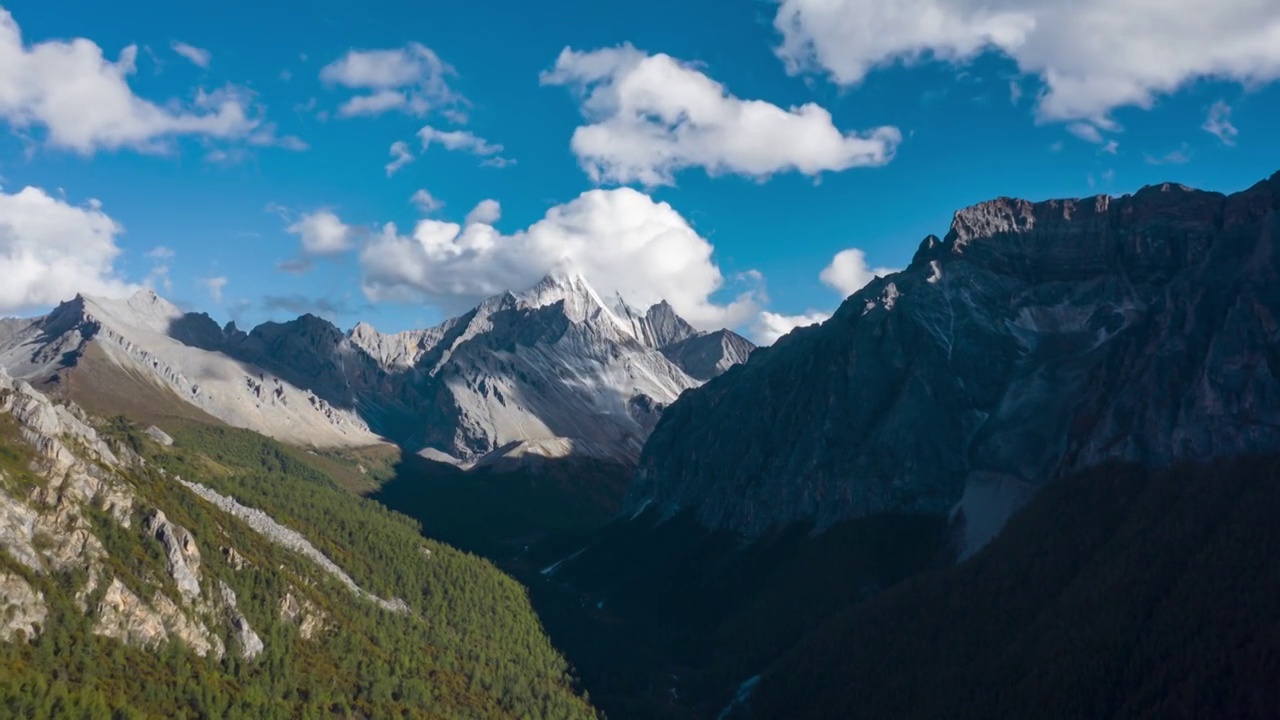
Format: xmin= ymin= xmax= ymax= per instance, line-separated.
xmin=144 ymin=245 xmax=175 ymax=292
xmin=1144 ymin=144 xmax=1191 ymax=165
xmin=819 ymin=248 xmax=897 ymax=297
xmin=541 ymin=44 xmax=901 ymax=186
xmin=320 ymin=43 xmax=459 ymax=118
xmin=1067 ymin=122 xmax=1104 ymax=144
xmin=339 ymin=89 xmax=409 ymax=118
xmin=773 ymin=0 xmax=1280 ymax=126
xmin=464 ymin=199 xmax=501 ymax=226
xmin=0 ymin=10 xmax=274 ymax=155
xmin=1203 ymin=100 xmax=1239 ymax=146
xmin=0 ymin=185 xmax=137 ymax=313
xmin=385 ymin=140 xmax=414 ymax=176
xmin=170 ymin=41 xmax=210 ymax=68
xmin=417 ymin=125 xmax=509 ymax=165
xmin=360 ymin=187 xmax=759 ymax=329
xmin=202 ymin=276 xmax=228 ymax=304
xmin=751 ymin=311 xmax=831 ymax=345
xmin=286 ymin=210 xmax=355 ymax=256
xmin=410 ymin=189 xmax=442 ymax=214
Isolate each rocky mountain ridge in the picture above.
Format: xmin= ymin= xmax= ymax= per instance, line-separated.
xmin=628 ymin=172 xmax=1280 ymax=553
xmin=0 ymin=270 xmax=753 ymax=466
xmin=0 ymin=369 xmax=317 ymax=659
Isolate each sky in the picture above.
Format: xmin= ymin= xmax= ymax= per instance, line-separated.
xmin=1 ymin=0 xmax=1278 ymax=344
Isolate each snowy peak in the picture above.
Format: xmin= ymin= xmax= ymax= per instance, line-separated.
xmin=0 ymin=272 xmax=755 ymax=466
xmin=512 ymin=269 xmax=639 ymax=341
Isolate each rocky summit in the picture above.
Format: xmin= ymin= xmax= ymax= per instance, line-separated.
xmin=628 ymin=173 xmax=1280 ymax=553
xmin=0 ymin=270 xmax=753 ymax=467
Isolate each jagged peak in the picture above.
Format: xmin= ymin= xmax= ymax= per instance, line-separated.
xmin=514 ymin=269 xmax=636 ymax=335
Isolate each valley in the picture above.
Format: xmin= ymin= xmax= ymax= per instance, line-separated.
xmin=1 ymin=172 xmax=1278 ymax=719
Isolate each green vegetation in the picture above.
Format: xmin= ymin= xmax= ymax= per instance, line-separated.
xmin=0 ymin=417 xmax=598 ymax=720
xmin=372 ymin=456 xmax=630 ymax=559
xmin=749 ymin=458 xmax=1280 ymax=720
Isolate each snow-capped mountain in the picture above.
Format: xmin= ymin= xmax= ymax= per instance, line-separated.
xmin=0 ymin=270 xmax=753 ymax=465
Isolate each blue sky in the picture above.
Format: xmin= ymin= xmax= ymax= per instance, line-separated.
xmin=1 ymin=0 xmax=1278 ymax=343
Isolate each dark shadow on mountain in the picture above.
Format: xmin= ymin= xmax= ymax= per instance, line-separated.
xmin=369 ymin=451 xmax=632 ymax=560
xmin=746 ymin=455 xmax=1280 ymax=720
xmin=514 ymin=509 xmax=951 ymax=720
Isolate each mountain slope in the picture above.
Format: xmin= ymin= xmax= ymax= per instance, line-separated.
xmin=629 ymin=173 xmax=1280 ymax=551
xmin=0 ymin=370 xmax=597 ymax=719
xmin=0 ymin=292 xmax=381 ymax=448
xmin=0 ymin=271 xmax=753 ymax=465
xmin=740 ymin=457 xmax=1280 ymax=720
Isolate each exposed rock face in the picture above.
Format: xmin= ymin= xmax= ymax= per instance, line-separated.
xmin=144 ymin=426 xmax=174 ymax=447
xmin=0 ymin=572 xmax=46 ymax=642
xmin=146 ymin=510 xmax=202 ymax=604
xmin=660 ymin=330 xmax=755 ymax=382
xmin=180 ymin=478 xmax=409 ymax=613
xmin=0 ymin=272 xmax=752 ymax=466
xmin=93 ymin=578 xmax=220 ymax=657
xmin=219 ymin=581 xmax=264 ymax=659
xmin=630 ymin=174 xmax=1280 ymax=552
xmin=279 ymin=590 xmax=326 ymax=640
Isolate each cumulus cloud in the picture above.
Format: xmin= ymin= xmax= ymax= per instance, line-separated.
xmin=286 ymin=209 xmax=355 ymax=256
xmin=464 ymin=199 xmax=501 ymax=226
xmin=202 ymin=276 xmax=228 ymax=304
xmin=1144 ymin=144 xmax=1191 ymax=165
xmin=751 ymin=311 xmax=831 ymax=345
xmin=144 ymin=246 xmax=175 ymax=292
xmin=410 ymin=189 xmax=442 ymax=213
xmin=0 ymin=185 xmax=137 ymax=313
xmin=1203 ymin=101 xmax=1239 ymax=146
xmin=320 ymin=43 xmax=460 ymax=118
xmin=417 ymin=125 xmax=510 ymax=165
xmin=773 ymin=0 xmax=1280 ymax=133
xmin=359 ymin=187 xmax=758 ymax=329
xmin=541 ymin=44 xmax=901 ymax=186
xmin=339 ymin=90 xmax=411 ymax=118
xmin=170 ymin=41 xmax=210 ymax=68
xmin=385 ymin=140 xmax=414 ymax=176
xmin=819 ymin=248 xmax=897 ymax=297
xmin=0 ymin=10 xmax=290 ymax=155
xmin=1067 ymin=122 xmax=1105 ymax=144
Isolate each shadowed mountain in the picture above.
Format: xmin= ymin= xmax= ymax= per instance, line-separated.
xmin=629 ymin=173 xmax=1280 ymax=554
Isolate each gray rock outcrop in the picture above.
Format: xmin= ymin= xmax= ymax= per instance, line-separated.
xmin=218 ymin=581 xmax=263 ymax=659
xmin=145 ymin=510 xmax=202 ymax=604
xmin=0 ymin=572 xmax=46 ymax=642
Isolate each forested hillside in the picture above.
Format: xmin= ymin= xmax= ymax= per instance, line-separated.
xmin=0 ymin=394 xmax=597 ymax=720
xmin=744 ymin=458 xmax=1280 ymax=720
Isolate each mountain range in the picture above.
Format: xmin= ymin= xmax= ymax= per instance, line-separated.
xmin=1 ymin=172 xmax=1278 ymax=720
xmin=0 ymin=269 xmax=753 ymax=467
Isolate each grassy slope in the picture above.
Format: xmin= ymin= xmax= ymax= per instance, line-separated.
xmin=749 ymin=458 xmax=1280 ymax=720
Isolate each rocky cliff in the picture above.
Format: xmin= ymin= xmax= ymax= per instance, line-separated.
xmin=628 ymin=173 xmax=1280 ymax=552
